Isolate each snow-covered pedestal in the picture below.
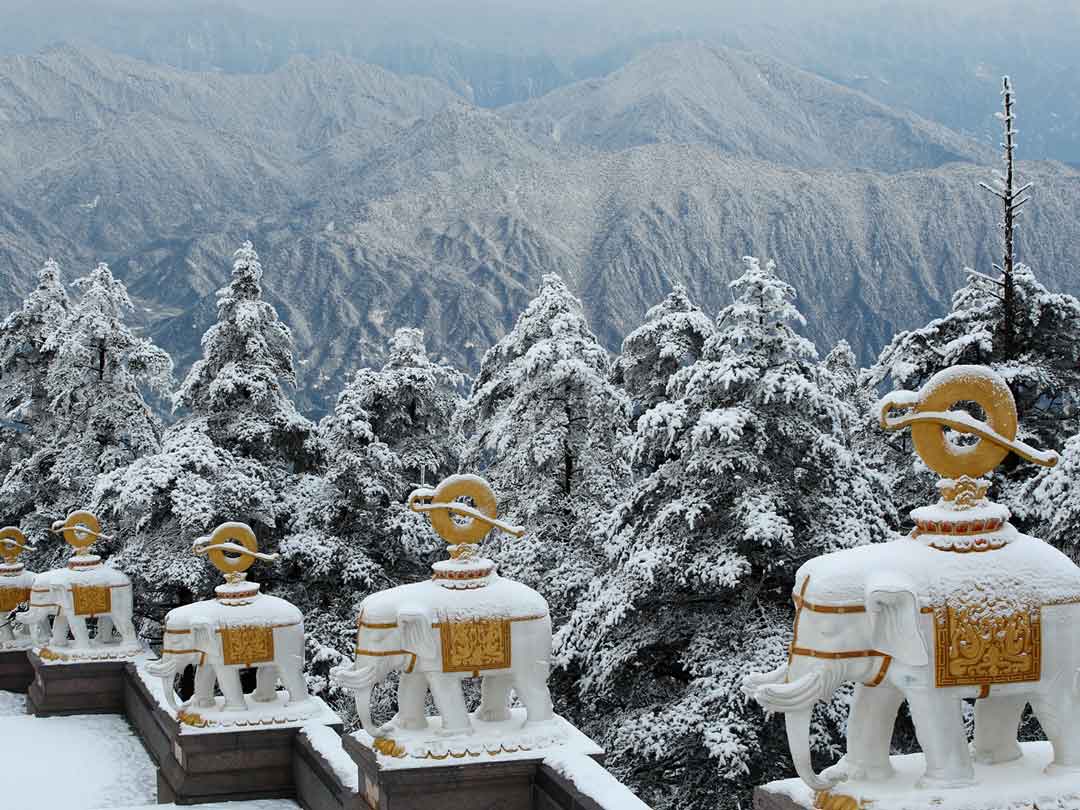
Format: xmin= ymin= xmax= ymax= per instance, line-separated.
xmin=755 ymin=742 xmax=1080 ymax=810
xmin=27 ymin=643 xmax=155 ymax=716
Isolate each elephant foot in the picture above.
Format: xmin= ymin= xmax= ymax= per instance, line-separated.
xmin=194 ymin=697 xmax=216 ymax=709
xmin=253 ymin=691 xmax=278 ymax=703
xmin=915 ymin=773 xmax=975 ymax=790
xmin=437 ymin=723 xmax=473 ymax=737
xmin=973 ymin=743 xmax=1023 ymax=765
xmin=1044 ymin=762 xmax=1080 ymax=776
xmin=476 ymin=706 xmax=511 ymax=723
xmin=380 ymin=715 xmax=427 ymax=734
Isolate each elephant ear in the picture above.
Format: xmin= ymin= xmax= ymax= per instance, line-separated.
xmin=399 ymin=608 xmax=437 ymax=660
xmin=865 ymin=575 xmax=928 ymax=666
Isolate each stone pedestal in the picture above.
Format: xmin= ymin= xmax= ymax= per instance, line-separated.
xmin=342 ymin=713 xmax=607 ymax=810
xmin=124 ymin=663 xmax=342 ymax=805
xmin=293 ymin=728 xmax=365 ymax=810
xmin=0 ymin=649 xmax=32 ymax=692
xmin=26 ymin=648 xmax=149 ymax=715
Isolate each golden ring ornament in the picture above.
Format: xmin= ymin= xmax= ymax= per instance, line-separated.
xmin=408 ymin=475 xmax=525 ymax=545
xmin=193 ymin=522 xmax=279 ymax=576
xmin=879 ymin=365 xmax=1058 ymax=479
xmin=52 ymin=511 xmax=111 ymax=553
xmin=0 ymin=526 xmax=35 ymax=565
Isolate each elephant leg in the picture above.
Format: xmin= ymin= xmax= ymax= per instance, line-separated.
xmin=216 ymin=666 xmax=247 ymax=711
xmin=97 ymin=615 xmax=115 ymax=643
xmin=1031 ymin=692 xmax=1080 ymax=772
xmin=392 ymin=671 xmax=428 ymax=730
xmin=253 ymin=665 xmax=278 ymax=703
xmin=112 ymin=613 xmax=137 ymax=646
xmin=827 ymin=682 xmax=905 ymax=782
xmin=477 ymin=673 xmax=513 ymax=722
xmin=907 ymin=689 xmax=974 ymax=788
xmin=192 ymin=664 xmax=217 ymax=709
xmin=513 ymin=665 xmax=554 ymax=725
xmin=68 ymin=616 xmax=91 ymax=647
xmin=280 ymin=664 xmax=309 ymax=705
xmin=428 ymin=675 xmax=471 ymax=735
xmin=973 ymin=695 xmax=1025 ymax=764
xmin=50 ymin=613 xmax=70 ymax=646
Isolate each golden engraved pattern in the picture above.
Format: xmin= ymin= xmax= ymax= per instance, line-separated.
xmin=934 ymin=604 xmax=1041 ymax=688
xmin=440 ymin=619 xmax=511 ymax=673
xmin=220 ymin=625 xmax=275 ymax=667
xmin=0 ymin=587 xmax=30 ymax=612
xmin=72 ymin=585 xmax=112 ymax=616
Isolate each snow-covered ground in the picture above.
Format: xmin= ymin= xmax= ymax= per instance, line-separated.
xmin=0 ymin=690 xmax=299 ymax=810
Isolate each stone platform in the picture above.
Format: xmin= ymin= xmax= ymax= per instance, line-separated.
xmin=755 ymin=742 xmax=1080 ymax=810
xmin=124 ymin=663 xmax=343 ymax=805
xmin=0 ymin=648 xmax=33 ymax=691
xmin=27 ymin=645 xmax=150 ymax=716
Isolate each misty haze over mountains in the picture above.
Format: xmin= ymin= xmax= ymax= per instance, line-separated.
xmin=1 ymin=1 xmax=1079 ymax=412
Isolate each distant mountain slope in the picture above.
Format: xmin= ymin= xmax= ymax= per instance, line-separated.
xmin=1 ymin=43 xmax=1077 ymax=416
xmin=504 ymin=42 xmax=992 ymax=172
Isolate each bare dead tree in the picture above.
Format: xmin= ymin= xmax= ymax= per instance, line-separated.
xmin=976 ymin=76 xmax=1033 ymax=360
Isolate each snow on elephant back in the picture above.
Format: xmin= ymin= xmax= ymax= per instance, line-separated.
xmin=743 ymin=365 xmax=1080 ymax=808
xmin=142 ymin=521 xmax=338 ymax=729
xmin=331 ymin=474 xmax=593 ymax=762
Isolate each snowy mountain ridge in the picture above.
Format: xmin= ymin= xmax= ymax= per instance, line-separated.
xmin=1 ymin=40 xmax=1079 ymax=413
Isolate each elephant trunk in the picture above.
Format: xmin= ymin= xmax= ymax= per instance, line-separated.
xmin=145 ymin=657 xmax=179 ymax=710
xmin=785 ymin=708 xmax=836 ymax=792
xmin=330 ymin=663 xmax=382 ymax=736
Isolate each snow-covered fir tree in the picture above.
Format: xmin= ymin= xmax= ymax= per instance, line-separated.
xmin=611 ymin=285 xmax=714 ymax=425
xmin=0 ymin=259 xmax=69 ymax=481
xmin=175 ymin=241 xmax=315 ymax=466
xmin=457 ymin=274 xmax=631 ymax=615
xmin=1 ymin=262 xmax=171 ymax=560
xmin=342 ymin=327 xmax=463 ymax=486
xmin=556 ymin=257 xmax=895 ymax=810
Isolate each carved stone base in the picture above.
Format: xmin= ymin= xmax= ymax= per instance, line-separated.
xmin=757 ymin=742 xmax=1080 ymax=810
xmin=343 ymin=711 xmax=606 ymax=810
xmin=293 ymin=727 xmax=365 ymax=810
xmin=0 ymin=649 xmax=32 ymax=692
xmin=27 ymin=648 xmax=148 ymax=715
xmin=124 ymin=663 xmax=343 ymax=805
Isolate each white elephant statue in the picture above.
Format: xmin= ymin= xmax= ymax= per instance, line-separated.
xmin=144 ymin=522 xmax=311 ymax=723
xmin=146 ymin=606 xmax=309 ymax=713
xmin=15 ymin=512 xmax=138 ymax=655
xmin=745 ymin=366 xmax=1074 ymax=793
xmin=332 ymin=575 xmax=554 ymax=737
xmin=332 ymin=474 xmax=554 ymax=743
xmin=0 ymin=526 xmax=42 ymax=648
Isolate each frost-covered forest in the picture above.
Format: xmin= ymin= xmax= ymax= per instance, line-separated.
xmin=4 ymin=115 xmax=1080 ymax=810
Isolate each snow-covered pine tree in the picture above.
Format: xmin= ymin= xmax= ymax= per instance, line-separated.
xmin=0 ymin=262 xmax=172 ymax=554
xmin=0 ymin=259 xmax=69 ymax=480
xmin=345 ymin=327 xmax=464 ymax=487
xmin=175 ymin=241 xmax=315 ymax=466
xmin=612 ymin=285 xmax=714 ymax=426
xmin=870 ymin=79 xmax=1080 ymax=513
xmin=457 ymin=274 xmax=631 ymax=615
xmin=557 ymin=257 xmax=895 ymax=810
